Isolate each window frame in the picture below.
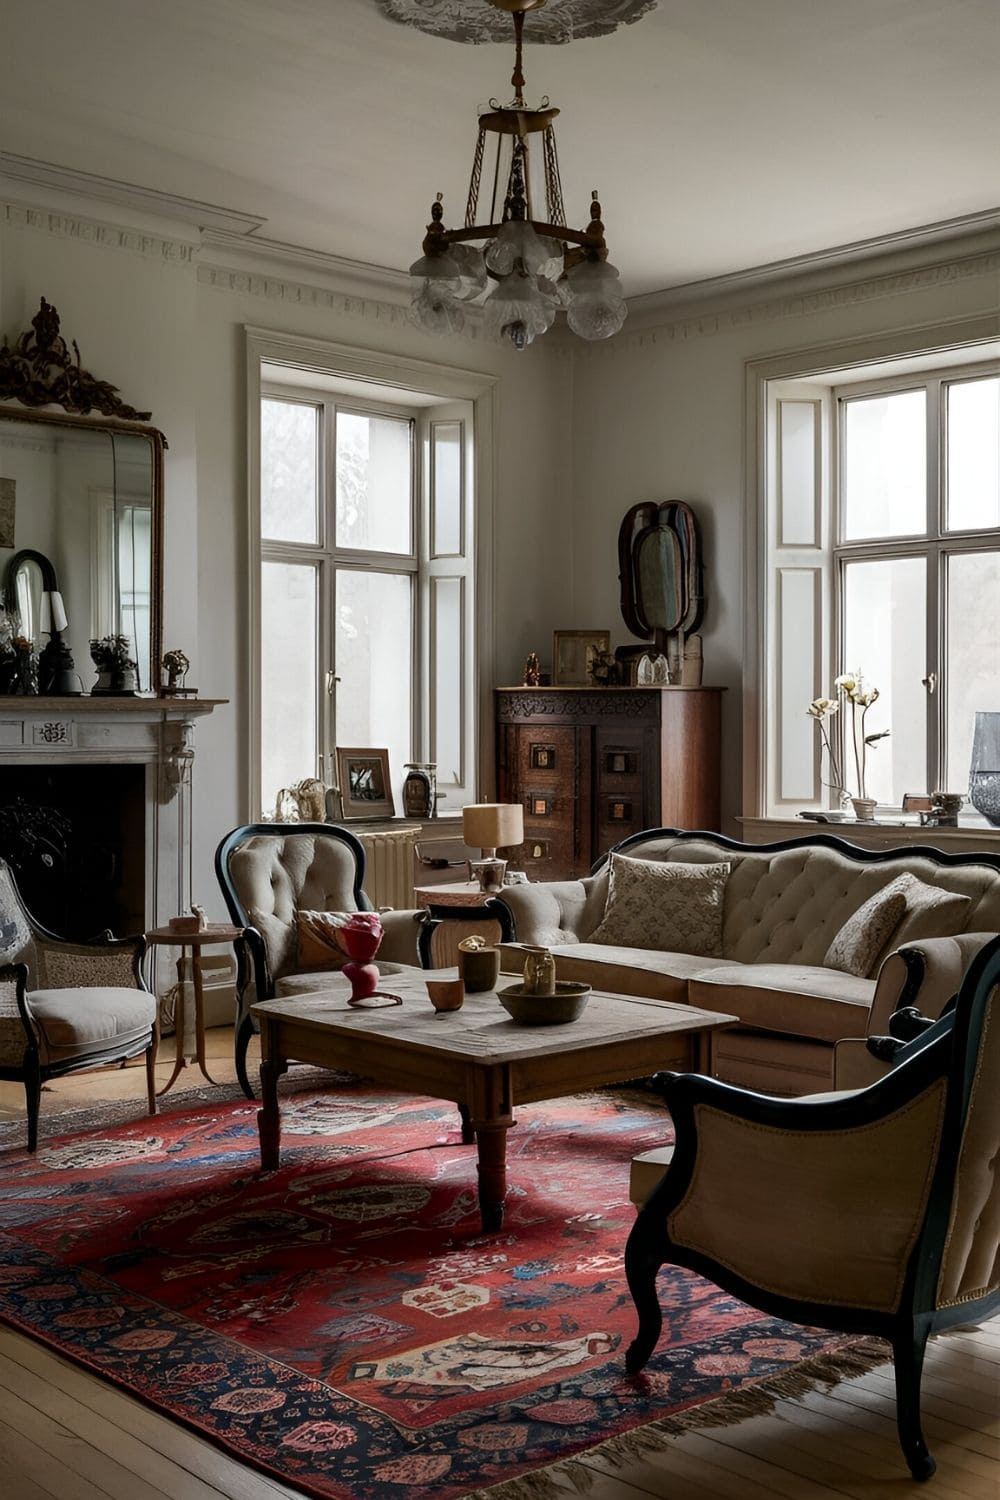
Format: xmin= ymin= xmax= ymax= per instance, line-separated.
xmin=745 ymin=318 xmax=1000 ymax=822
xmin=246 ymin=328 xmax=498 ymax=822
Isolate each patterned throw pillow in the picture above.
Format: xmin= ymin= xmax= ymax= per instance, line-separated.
xmin=824 ymin=886 xmax=909 ymax=978
xmin=296 ymin=910 xmax=350 ymax=971
xmin=588 ymin=854 xmax=731 ymax=956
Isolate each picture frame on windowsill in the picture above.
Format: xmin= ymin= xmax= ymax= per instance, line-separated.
xmin=336 ymin=747 xmax=395 ymax=820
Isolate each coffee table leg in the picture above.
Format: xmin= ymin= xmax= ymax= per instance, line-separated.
xmin=474 ymin=1120 xmax=511 ymax=1232
xmin=258 ymin=1049 xmax=288 ymax=1171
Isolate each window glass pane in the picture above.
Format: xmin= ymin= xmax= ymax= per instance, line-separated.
xmin=843 ymin=391 xmax=926 ymax=540
xmin=335 ymin=570 xmax=413 ymax=806
xmin=431 ymin=422 xmax=463 ymax=556
xmin=261 ymin=561 xmax=317 ymax=815
xmin=261 ymin=399 xmax=318 ymax=544
xmin=947 ymin=377 xmax=1000 ymax=532
xmin=842 ymin=557 xmax=926 ymax=805
xmin=946 ymin=551 xmax=1000 ymax=796
xmin=336 ymin=411 xmax=412 ymax=554
xmin=117 ymin=506 xmax=151 ymax=694
xmin=431 ymin=577 xmax=463 ymax=787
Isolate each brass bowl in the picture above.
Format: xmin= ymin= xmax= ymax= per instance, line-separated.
xmin=497 ymin=981 xmax=592 ymax=1025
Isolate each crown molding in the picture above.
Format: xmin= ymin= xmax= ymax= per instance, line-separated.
xmin=1 ymin=198 xmax=198 ymax=265
xmin=199 ymin=229 xmax=411 ymax=307
xmin=626 ymin=207 xmax=1000 ymax=326
xmin=0 ymin=152 xmax=265 ymax=236
xmin=198 ymin=263 xmax=426 ymax=334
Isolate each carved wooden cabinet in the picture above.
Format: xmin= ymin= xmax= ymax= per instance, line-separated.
xmin=496 ymin=686 xmax=723 ymax=880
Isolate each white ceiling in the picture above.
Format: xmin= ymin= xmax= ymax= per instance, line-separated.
xmin=3 ymin=0 xmax=1000 ymax=298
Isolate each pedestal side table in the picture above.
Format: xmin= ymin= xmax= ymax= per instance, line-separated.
xmin=145 ymin=923 xmax=242 ymax=1095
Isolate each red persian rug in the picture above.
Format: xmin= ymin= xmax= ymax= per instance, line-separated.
xmin=0 ymin=1081 xmax=875 ymax=1499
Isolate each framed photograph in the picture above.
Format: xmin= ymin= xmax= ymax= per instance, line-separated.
xmin=336 ymin=747 xmax=395 ymax=820
xmin=553 ymin=629 xmax=611 ymax=687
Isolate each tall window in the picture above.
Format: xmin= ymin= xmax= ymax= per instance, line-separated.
xmin=257 ymin=384 xmax=475 ymax=818
xmin=766 ymin=363 xmax=1000 ymax=814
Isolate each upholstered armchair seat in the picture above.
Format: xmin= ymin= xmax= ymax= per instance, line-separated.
xmin=0 ymin=859 xmax=157 ymax=1150
xmin=215 ymin=822 xmax=430 ymax=1097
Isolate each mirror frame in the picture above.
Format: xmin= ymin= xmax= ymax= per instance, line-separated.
xmin=0 ymin=404 xmax=166 ymax=696
xmin=0 ymin=299 xmax=165 ymax=696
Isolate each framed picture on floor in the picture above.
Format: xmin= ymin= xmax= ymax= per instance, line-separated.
xmin=336 ymin=747 xmax=395 ymax=820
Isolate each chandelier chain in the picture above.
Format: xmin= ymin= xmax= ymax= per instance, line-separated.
xmin=466 ymin=129 xmax=486 ymax=228
xmin=542 ymin=125 xmax=566 ymax=229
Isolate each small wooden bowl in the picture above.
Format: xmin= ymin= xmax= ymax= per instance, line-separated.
xmin=426 ymin=977 xmax=465 ymax=1012
xmin=497 ymin=981 xmax=591 ymax=1025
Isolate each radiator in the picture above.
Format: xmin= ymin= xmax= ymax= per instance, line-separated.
xmin=357 ymin=826 xmax=419 ymax=909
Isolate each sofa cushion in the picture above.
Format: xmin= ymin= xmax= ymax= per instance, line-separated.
xmin=883 ymin=871 xmax=973 ymax=948
xmin=276 ymin=961 xmax=411 ymax=999
xmin=28 ymin=988 xmax=156 ymax=1065
xmin=589 ymin=853 xmax=730 ymax=956
xmin=688 ymin=964 xmax=874 ymax=1045
xmin=824 ymin=886 xmax=908 ymax=977
xmin=510 ymin=942 xmax=732 ymax=1003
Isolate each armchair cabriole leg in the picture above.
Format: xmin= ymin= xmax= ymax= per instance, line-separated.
xmin=624 ymin=1220 xmax=665 ymax=1374
xmin=145 ymin=1038 xmax=158 ymax=1115
xmin=235 ymin=1012 xmax=256 ymax=1100
xmin=893 ymin=1320 xmax=936 ymax=1481
xmin=23 ymin=1050 xmax=41 ymax=1153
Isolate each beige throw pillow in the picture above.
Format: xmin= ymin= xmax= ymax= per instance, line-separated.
xmin=296 ymin=910 xmax=350 ymax=971
xmin=824 ymin=887 xmax=908 ymax=978
xmin=589 ymin=854 xmax=731 ymax=956
xmin=883 ymin=872 xmax=972 ymax=947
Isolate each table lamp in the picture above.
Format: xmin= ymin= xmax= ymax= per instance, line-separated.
xmin=463 ymin=802 xmax=524 ymax=892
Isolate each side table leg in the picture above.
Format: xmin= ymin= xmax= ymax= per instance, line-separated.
xmin=191 ymin=952 xmax=221 ymax=1086
xmin=156 ymin=952 xmax=188 ymax=1097
xmin=258 ymin=1055 xmax=288 ymax=1171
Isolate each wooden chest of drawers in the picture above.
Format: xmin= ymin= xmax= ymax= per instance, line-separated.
xmin=496 ymin=686 xmax=722 ymax=880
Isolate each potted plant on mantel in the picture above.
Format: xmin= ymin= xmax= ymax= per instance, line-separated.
xmin=807 ymin=669 xmax=890 ymax=820
xmin=89 ymin=635 xmax=138 ymax=696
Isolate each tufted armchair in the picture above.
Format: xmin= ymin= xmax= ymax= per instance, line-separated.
xmin=624 ymin=932 xmax=1000 ymax=1481
xmin=0 ymin=858 xmax=156 ymax=1150
xmin=215 ymin=823 xmax=430 ymax=1097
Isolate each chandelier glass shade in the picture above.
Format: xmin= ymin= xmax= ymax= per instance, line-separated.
xmin=409 ymin=0 xmax=627 ymax=351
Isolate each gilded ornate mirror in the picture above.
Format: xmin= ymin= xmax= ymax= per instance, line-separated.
xmin=0 ymin=300 xmax=165 ymax=695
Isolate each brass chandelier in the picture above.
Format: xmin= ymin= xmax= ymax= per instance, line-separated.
xmin=409 ymin=0 xmax=627 ymax=350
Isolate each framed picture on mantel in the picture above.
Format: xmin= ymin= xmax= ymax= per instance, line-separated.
xmin=553 ymin=629 xmax=610 ymax=687
xmin=336 ymin=747 xmax=395 ymax=820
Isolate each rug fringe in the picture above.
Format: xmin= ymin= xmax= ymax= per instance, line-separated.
xmin=461 ymin=1337 xmax=892 ymax=1500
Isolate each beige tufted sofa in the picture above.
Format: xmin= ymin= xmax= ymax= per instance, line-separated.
xmin=496 ymin=828 xmax=1000 ymax=1095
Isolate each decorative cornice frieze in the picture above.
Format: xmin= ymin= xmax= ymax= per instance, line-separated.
xmin=2 ymin=200 xmax=197 ymax=265
xmin=588 ymin=247 xmax=1000 ymax=358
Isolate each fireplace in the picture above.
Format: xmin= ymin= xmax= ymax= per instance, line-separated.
xmin=0 ymin=697 xmax=222 ymax=941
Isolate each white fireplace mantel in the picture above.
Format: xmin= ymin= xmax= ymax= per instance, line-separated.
xmin=0 ymin=696 xmax=225 ymax=928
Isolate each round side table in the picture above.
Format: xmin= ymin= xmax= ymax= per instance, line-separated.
xmin=145 ymin=923 xmax=243 ymax=1095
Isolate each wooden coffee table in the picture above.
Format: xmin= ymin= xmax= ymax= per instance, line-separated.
xmin=252 ymin=971 xmax=736 ymax=1233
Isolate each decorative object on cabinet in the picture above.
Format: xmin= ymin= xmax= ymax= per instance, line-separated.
xmin=522 ymin=651 xmax=541 ymax=686
xmin=553 ymin=628 xmax=610 ymax=686
xmin=2 ymin=549 xmax=82 ymax=695
xmin=969 ymin=711 xmax=1000 ymax=827
xmin=273 ymin=777 xmax=328 ymax=823
xmin=402 ymin=762 xmax=437 ymax=818
xmin=463 ymin=801 xmax=524 ymax=892
xmin=497 ymin=685 xmax=723 ymax=879
xmin=0 ymin=300 xmax=165 ymax=694
xmin=588 ymin=646 xmax=619 ymax=686
xmin=89 ymin=634 xmax=138 ymax=696
xmin=618 ymin=500 xmax=704 ymax=665
xmin=336 ymin=747 xmax=395 ymax=820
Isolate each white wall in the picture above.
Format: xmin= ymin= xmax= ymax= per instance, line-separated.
xmin=0 ymin=198 xmax=572 ymax=913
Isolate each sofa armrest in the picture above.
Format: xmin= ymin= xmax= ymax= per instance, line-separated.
xmin=833 ymin=1037 xmax=893 ymax=1090
xmin=867 ymin=932 xmax=998 ymax=1036
xmin=495 ymin=880 xmax=592 ymax=945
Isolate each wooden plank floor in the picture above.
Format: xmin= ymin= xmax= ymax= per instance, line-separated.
xmin=2 ymin=1029 xmax=998 ymax=1499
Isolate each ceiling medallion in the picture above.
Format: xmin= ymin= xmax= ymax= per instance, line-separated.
xmin=375 ymin=0 xmax=657 ymax=45
xmin=408 ymin=0 xmax=627 ymax=350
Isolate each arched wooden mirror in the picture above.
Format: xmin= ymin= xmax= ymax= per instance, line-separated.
xmin=618 ymin=500 xmax=704 ymax=655
xmin=0 ymin=300 xmax=165 ymax=695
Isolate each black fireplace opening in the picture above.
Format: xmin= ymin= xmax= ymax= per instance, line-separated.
xmin=0 ymin=764 xmax=146 ymax=940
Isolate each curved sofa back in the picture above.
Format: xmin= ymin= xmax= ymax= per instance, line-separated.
xmin=574 ymin=831 xmax=1000 ymax=965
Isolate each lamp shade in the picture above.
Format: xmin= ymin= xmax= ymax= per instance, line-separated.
xmin=463 ymin=802 xmax=524 ymax=853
